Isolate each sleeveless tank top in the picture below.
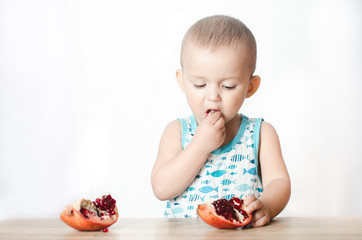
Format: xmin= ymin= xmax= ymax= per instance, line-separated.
xmin=164 ymin=114 xmax=263 ymax=218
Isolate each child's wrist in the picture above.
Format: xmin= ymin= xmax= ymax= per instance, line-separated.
xmin=188 ymin=141 xmax=212 ymax=159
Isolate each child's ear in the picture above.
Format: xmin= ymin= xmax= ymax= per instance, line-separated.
xmin=246 ymin=75 xmax=261 ymax=98
xmin=176 ymin=69 xmax=185 ymax=92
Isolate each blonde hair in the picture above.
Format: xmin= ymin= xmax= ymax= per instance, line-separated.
xmin=181 ymin=15 xmax=257 ymax=75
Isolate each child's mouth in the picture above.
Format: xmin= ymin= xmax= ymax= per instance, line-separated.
xmin=206 ymin=109 xmax=219 ymax=116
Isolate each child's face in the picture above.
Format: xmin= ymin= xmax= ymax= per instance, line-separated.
xmin=178 ymin=42 xmax=255 ymax=125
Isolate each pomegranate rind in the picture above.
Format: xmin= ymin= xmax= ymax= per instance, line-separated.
xmin=197 ymin=202 xmax=251 ymax=229
xmin=60 ymin=204 xmax=119 ymax=231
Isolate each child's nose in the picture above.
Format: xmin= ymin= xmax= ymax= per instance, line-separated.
xmin=207 ymin=85 xmax=221 ymax=102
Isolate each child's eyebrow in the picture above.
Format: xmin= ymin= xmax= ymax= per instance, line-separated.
xmin=186 ymin=72 xmax=242 ymax=82
xmin=223 ymin=78 xmax=242 ymax=83
xmin=187 ymin=74 xmax=206 ymax=80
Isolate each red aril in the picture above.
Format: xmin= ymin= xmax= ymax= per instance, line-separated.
xmin=197 ymin=197 xmax=251 ymax=229
xmin=60 ymin=194 xmax=118 ymax=231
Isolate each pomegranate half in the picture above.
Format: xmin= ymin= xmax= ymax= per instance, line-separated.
xmin=60 ymin=194 xmax=118 ymax=231
xmin=197 ymin=197 xmax=251 ymax=229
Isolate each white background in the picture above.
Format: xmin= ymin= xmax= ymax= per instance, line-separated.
xmin=0 ymin=0 xmax=361 ymax=219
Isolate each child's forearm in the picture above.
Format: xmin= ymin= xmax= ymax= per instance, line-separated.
xmin=151 ymin=142 xmax=210 ymax=201
xmin=259 ymin=177 xmax=291 ymax=219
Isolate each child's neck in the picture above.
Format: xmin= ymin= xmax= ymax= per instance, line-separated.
xmin=221 ymin=114 xmax=242 ymax=147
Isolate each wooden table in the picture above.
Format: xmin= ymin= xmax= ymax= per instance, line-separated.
xmin=0 ymin=217 xmax=361 ymax=239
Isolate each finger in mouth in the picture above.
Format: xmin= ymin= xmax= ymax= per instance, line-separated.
xmin=206 ymin=109 xmax=219 ymax=116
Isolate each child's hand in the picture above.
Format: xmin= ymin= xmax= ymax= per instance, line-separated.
xmin=244 ymin=195 xmax=271 ymax=227
xmin=192 ymin=111 xmax=225 ymax=154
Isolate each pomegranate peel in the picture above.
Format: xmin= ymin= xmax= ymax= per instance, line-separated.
xmin=197 ymin=197 xmax=251 ymax=229
xmin=60 ymin=194 xmax=118 ymax=231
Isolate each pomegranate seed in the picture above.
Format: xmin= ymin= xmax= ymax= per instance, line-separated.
xmin=93 ymin=194 xmax=117 ymax=216
xmin=80 ymin=208 xmax=94 ymax=218
xmin=102 ymin=228 xmax=109 ymax=232
xmin=212 ymin=197 xmax=248 ymax=222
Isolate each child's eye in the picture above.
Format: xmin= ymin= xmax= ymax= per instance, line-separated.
xmin=194 ymin=84 xmax=206 ymax=89
xmin=223 ymin=85 xmax=236 ymax=90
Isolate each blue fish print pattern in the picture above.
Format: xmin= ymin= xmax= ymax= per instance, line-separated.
xmin=199 ymin=186 xmax=219 ymax=194
xmin=221 ymin=179 xmax=236 ymax=185
xmin=235 ymin=184 xmax=252 ymax=192
xmin=224 ymin=194 xmax=235 ymax=200
xmin=172 ymin=207 xmax=184 ymax=214
xmin=214 ymin=162 xmax=223 ymax=167
xmin=228 ymin=165 xmax=237 ymax=170
xmin=164 ymin=115 xmax=264 ymax=218
xmin=243 ymin=167 xmax=257 ymax=175
xmin=231 ymin=154 xmax=245 ymax=162
xmin=188 ymin=194 xmax=205 ymax=202
xmin=256 ymin=188 xmax=263 ymax=192
xmin=201 ymin=180 xmax=210 ymax=185
xmin=206 ymin=170 xmax=227 ymax=178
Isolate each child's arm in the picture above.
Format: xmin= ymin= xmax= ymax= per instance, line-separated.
xmin=244 ymin=121 xmax=291 ymax=227
xmin=151 ymin=112 xmax=225 ymax=200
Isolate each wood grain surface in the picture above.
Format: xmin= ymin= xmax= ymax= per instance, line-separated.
xmin=0 ymin=217 xmax=361 ymax=239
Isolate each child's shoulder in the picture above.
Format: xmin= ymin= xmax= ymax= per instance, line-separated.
xmin=259 ymin=121 xmax=282 ymax=152
xmin=158 ymin=120 xmax=183 ymax=153
xmin=163 ymin=115 xmax=192 ymax=133
xmin=166 ymin=119 xmax=182 ymax=129
xmin=260 ymin=121 xmax=278 ymax=136
xmin=161 ymin=120 xmax=182 ymax=138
